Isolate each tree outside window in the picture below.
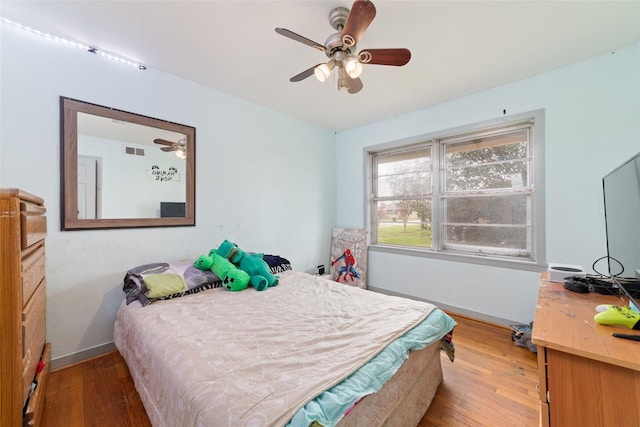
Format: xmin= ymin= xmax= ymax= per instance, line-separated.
xmin=370 ymin=117 xmax=541 ymax=265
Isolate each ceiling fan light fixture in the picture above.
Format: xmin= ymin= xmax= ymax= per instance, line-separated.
xmin=175 ymin=147 xmax=187 ymax=159
xmin=314 ymin=60 xmax=336 ymax=82
xmin=314 ymin=64 xmax=330 ymax=82
xmin=275 ymin=0 xmax=410 ymax=94
xmin=343 ymin=55 xmax=363 ymax=78
xmin=337 ymin=66 xmax=350 ymax=91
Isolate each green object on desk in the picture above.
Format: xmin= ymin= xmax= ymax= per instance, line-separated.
xmin=594 ymin=305 xmax=640 ymax=329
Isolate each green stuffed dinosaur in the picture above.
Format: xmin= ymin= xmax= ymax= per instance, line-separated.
xmin=194 ymin=249 xmax=250 ymax=292
xmin=215 ymin=240 xmax=278 ymax=291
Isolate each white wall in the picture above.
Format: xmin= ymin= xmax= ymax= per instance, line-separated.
xmin=2 ymin=21 xmax=638 ymax=366
xmin=0 ymin=26 xmax=336 ymax=365
xmin=79 ymin=136 xmax=186 ymax=218
xmin=336 ymin=42 xmax=640 ymax=324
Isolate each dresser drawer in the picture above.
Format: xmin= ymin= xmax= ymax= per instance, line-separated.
xmin=22 ymin=244 xmax=45 ymax=307
xmin=1 ymin=189 xmax=48 ymax=427
xmin=20 ymin=201 xmax=46 ymax=250
xmin=22 ymin=282 xmax=46 ymax=403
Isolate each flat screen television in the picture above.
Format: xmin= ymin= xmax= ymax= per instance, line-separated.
xmin=602 ymin=152 xmax=640 ymax=308
xmin=160 ymin=201 xmax=186 ymax=218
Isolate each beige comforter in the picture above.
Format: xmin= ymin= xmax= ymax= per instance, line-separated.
xmin=114 ymin=270 xmax=437 ymax=427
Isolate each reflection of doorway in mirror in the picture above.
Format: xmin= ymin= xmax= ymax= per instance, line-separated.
xmin=77 ymin=155 xmax=102 ymax=219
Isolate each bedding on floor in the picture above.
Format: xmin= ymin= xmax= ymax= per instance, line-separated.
xmin=115 ymin=269 xmax=455 ymax=427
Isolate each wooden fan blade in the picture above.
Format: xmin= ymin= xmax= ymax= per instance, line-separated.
xmin=358 ymin=48 xmax=411 ymax=66
xmin=154 ymin=138 xmax=175 ymax=146
xmin=341 ymin=0 xmax=376 ymax=47
xmin=290 ymin=64 xmax=322 ymax=82
xmin=275 ymin=28 xmax=326 ymax=53
xmin=348 ymin=76 xmax=363 ymax=94
xmin=160 ymin=146 xmax=176 ymax=152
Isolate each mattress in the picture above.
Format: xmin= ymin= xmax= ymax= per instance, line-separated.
xmin=114 ymin=270 xmax=454 ymax=426
xmin=336 ymin=341 xmax=443 ymax=427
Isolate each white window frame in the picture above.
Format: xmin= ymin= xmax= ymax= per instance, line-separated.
xmin=364 ymin=110 xmax=545 ymax=271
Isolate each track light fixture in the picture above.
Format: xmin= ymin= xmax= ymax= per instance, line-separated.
xmin=0 ymin=16 xmax=146 ymax=70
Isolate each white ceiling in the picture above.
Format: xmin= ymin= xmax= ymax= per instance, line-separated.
xmin=2 ymin=1 xmax=639 ymax=132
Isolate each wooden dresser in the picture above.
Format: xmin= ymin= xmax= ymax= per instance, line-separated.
xmin=1 ymin=189 xmax=51 ymax=427
xmin=532 ymin=274 xmax=640 ymax=426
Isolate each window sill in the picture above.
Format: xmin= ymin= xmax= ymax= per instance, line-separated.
xmin=369 ymin=243 xmax=546 ymax=272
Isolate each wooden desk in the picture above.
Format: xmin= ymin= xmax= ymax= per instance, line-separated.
xmin=532 ymin=274 xmax=640 ymax=427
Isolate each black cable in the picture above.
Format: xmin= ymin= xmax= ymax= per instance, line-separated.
xmin=591 ymin=255 xmax=627 ymax=279
xmin=589 ymin=255 xmax=640 ymax=299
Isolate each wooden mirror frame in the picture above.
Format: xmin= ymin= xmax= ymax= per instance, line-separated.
xmin=61 ymin=97 xmax=195 ymax=230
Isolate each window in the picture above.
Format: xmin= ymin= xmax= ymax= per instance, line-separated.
xmin=368 ymin=111 xmax=544 ymax=268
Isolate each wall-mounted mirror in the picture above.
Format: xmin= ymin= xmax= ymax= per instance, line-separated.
xmin=61 ymin=97 xmax=195 ymax=230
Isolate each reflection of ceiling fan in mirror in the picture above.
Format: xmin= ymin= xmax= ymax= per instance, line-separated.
xmin=275 ymin=0 xmax=411 ymax=94
xmin=154 ymin=138 xmax=187 ymax=159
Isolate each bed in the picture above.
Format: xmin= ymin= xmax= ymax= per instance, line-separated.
xmin=114 ymin=259 xmax=455 ymax=427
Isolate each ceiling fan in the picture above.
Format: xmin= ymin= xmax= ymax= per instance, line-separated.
xmin=154 ymin=138 xmax=187 ymax=159
xmin=275 ymin=0 xmax=411 ymax=94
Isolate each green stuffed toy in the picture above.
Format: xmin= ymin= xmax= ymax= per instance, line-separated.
xmin=215 ymin=240 xmax=278 ymax=291
xmin=194 ymin=249 xmax=250 ymax=292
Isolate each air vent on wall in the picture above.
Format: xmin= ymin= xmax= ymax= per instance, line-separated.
xmin=124 ymin=146 xmax=145 ymax=156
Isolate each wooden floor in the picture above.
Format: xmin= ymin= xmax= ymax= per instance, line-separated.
xmin=419 ymin=314 xmax=539 ymax=426
xmin=42 ymin=313 xmax=539 ymax=427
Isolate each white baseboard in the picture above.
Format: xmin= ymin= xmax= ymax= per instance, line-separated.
xmin=368 ymin=286 xmax=516 ymax=326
